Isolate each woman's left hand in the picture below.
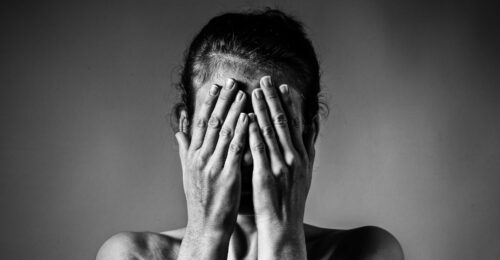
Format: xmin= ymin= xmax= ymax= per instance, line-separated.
xmin=249 ymin=76 xmax=314 ymax=259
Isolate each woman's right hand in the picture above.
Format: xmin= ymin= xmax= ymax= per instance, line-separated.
xmin=175 ymin=78 xmax=248 ymax=259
